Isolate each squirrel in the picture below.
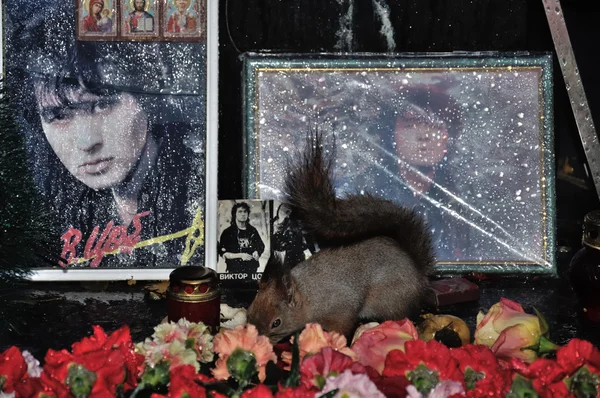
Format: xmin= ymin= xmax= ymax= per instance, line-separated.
xmin=247 ymin=133 xmax=436 ymax=344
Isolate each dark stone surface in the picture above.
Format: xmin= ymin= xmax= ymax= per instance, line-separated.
xmin=1 ymin=254 xmax=599 ymax=362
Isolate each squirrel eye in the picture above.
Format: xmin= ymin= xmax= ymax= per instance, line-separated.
xmin=271 ymin=319 xmax=281 ymax=328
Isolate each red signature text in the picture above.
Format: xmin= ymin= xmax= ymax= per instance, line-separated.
xmin=59 ymin=211 xmax=150 ymax=268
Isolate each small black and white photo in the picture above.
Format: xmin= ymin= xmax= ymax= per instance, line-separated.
xmin=270 ymin=201 xmax=317 ymax=268
xmin=217 ymin=200 xmax=270 ymax=281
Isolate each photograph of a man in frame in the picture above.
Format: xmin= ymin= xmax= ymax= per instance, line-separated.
xmin=4 ymin=0 xmax=207 ymax=268
xmin=253 ymin=67 xmax=547 ymax=266
xmin=217 ymin=201 xmax=268 ymax=277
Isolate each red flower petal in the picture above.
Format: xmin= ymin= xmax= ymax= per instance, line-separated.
xmin=299 ymin=347 xmax=365 ymax=389
xmin=0 ymin=346 xmax=27 ymax=393
xmin=168 ymin=365 xmax=207 ymax=398
xmin=382 ymin=340 xmax=462 ymax=383
xmin=275 ymin=383 xmax=319 ymax=398
xmin=240 ymin=384 xmax=274 ymax=398
xmin=557 ymin=338 xmax=600 ymax=375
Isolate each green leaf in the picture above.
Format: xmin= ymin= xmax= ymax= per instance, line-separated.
xmin=506 ymin=375 xmax=539 ymax=398
xmin=566 ymin=366 xmax=600 ymax=398
xmin=140 ymin=361 xmax=171 ymax=389
xmin=407 ymin=363 xmax=440 ymax=396
xmin=227 ymin=348 xmax=258 ymax=384
xmin=315 ymin=375 xmax=326 ymax=390
xmin=66 ymin=364 xmax=97 ymax=398
xmin=464 ymin=366 xmax=485 ymax=391
xmin=318 ymin=389 xmax=339 ymax=398
xmin=282 ymin=331 xmax=301 ymax=388
xmin=537 ymin=336 xmax=561 ymax=356
xmin=533 ymin=307 xmax=550 ymax=338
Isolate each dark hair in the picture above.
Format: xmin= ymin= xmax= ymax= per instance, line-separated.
xmin=380 ymin=84 xmax=463 ymax=140
xmin=5 ymin=0 xmax=204 ymax=185
xmin=3 ymin=0 xmax=206 ymax=244
xmin=230 ymin=202 xmax=251 ymax=225
xmin=370 ymin=84 xmax=462 ymax=173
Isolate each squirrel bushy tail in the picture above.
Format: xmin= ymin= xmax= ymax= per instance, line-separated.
xmin=284 ymin=132 xmax=436 ymax=276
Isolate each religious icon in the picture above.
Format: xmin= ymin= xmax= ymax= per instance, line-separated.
xmin=122 ymin=0 xmax=159 ymax=38
xmin=77 ymin=0 xmax=117 ymax=40
xmin=163 ymin=0 xmax=205 ymax=40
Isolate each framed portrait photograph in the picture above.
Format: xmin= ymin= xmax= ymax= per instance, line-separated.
xmin=121 ymin=0 xmax=159 ymax=39
xmin=216 ymin=199 xmax=317 ymax=284
xmin=242 ymin=52 xmax=556 ymax=275
xmin=162 ymin=0 xmax=205 ymax=41
xmin=76 ymin=0 xmax=118 ymax=40
xmin=217 ymin=200 xmax=270 ymax=283
xmin=2 ymin=0 xmax=219 ymax=280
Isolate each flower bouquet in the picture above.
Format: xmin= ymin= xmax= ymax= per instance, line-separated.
xmin=1 ymin=298 xmax=599 ymax=398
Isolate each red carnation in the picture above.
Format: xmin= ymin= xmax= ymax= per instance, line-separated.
xmin=43 ymin=325 xmax=138 ymax=396
xmin=0 ymin=346 xmax=27 ymax=393
xmin=556 ymin=338 xmax=600 ymax=376
xmin=383 ymin=339 xmax=462 ymax=379
xmin=274 ymin=383 xmax=319 ymax=398
xmin=43 ymin=349 xmax=75 ymax=384
xmin=364 ymin=365 xmax=411 ymax=398
xmin=299 ymin=347 xmax=366 ymax=389
xmin=14 ymin=376 xmax=46 ymax=398
xmin=451 ymin=344 xmax=511 ymax=397
xmin=14 ymin=371 xmax=71 ymax=398
xmin=164 ymin=365 xmax=207 ymax=398
xmin=240 ymin=384 xmax=274 ymax=398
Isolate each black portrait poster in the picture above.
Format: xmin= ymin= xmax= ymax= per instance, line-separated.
xmin=3 ymin=0 xmax=207 ymax=270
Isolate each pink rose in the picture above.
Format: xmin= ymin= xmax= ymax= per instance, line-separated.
xmin=474 ymin=298 xmax=543 ymax=363
xmin=350 ymin=319 xmax=418 ymax=374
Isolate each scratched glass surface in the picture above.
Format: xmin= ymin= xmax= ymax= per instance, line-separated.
xmin=252 ymin=66 xmax=551 ymax=267
xmin=3 ymin=0 xmax=207 ymax=268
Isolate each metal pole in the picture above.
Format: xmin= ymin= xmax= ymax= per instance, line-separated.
xmin=543 ymin=0 xmax=600 ymax=199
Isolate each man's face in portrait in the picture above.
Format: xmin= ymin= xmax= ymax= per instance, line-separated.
xmin=37 ymin=89 xmax=149 ymax=190
xmin=394 ymin=104 xmax=449 ymax=167
xmin=175 ymin=0 xmax=189 ymax=13
xmin=236 ymin=207 xmax=249 ymax=224
xmin=134 ymin=0 xmax=145 ymax=12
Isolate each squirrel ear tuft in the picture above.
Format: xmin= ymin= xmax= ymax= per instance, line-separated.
xmin=281 ymin=269 xmax=297 ymax=307
xmin=261 ymin=253 xmax=284 ymax=285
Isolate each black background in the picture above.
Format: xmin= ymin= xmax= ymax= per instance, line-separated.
xmin=217 ymin=0 xmax=600 ymax=256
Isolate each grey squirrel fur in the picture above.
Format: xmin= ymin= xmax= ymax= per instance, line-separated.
xmin=247 ymin=133 xmax=436 ymax=344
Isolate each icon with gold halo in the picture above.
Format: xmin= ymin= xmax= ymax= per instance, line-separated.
xmin=122 ymin=0 xmax=158 ymax=36
xmin=163 ymin=0 xmax=205 ymax=40
xmin=78 ymin=0 xmax=117 ymax=38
